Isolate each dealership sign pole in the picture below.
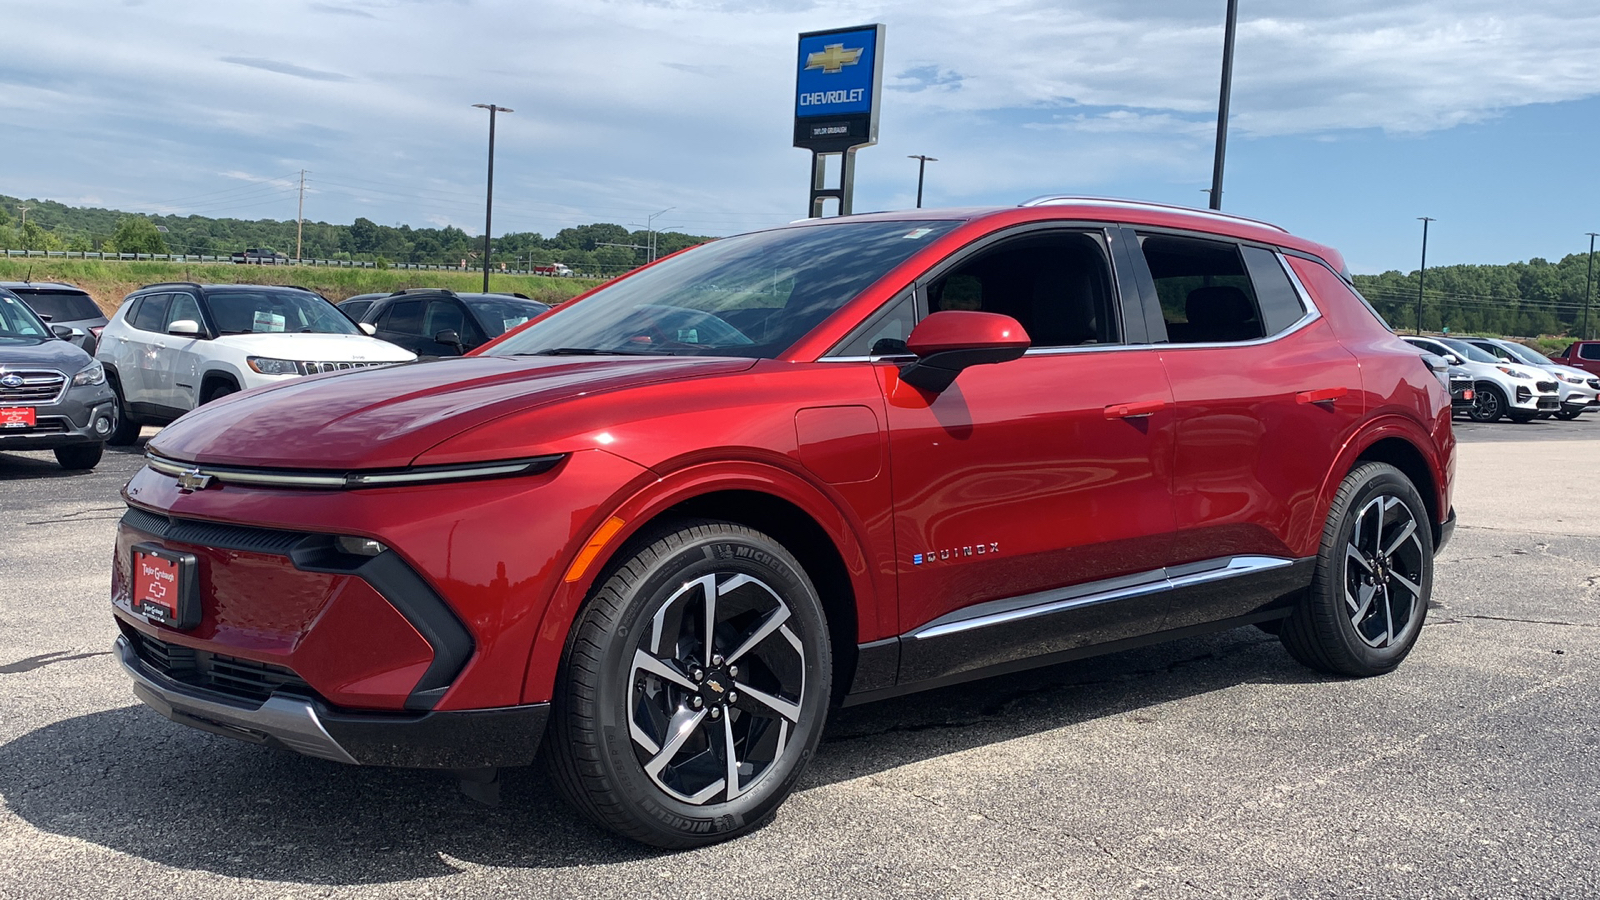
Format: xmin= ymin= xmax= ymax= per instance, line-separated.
xmin=793 ymin=24 xmax=884 ymax=217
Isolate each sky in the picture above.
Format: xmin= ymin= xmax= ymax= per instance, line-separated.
xmin=2 ymin=0 xmax=1598 ymax=274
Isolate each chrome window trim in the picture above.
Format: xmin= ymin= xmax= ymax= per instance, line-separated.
xmin=912 ymin=555 xmax=1295 ymax=641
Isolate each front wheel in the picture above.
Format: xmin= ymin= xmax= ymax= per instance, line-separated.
xmin=1281 ymin=462 xmax=1432 ymax=677
xmin=1468 ymin=384 xmax=1505 ymax=422
xmin=1555 ymin=408 xmax=1584 ymax=421
xmin=54 ymin=443 xmax=104 ymax=470
xmin=547 ymin=520 xmax=832 ymax=848
xmin=1507 ymin=411 xmax=1536 ymax=423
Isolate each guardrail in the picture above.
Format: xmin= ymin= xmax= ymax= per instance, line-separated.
xmin=0 ymin=248 xmax=593 ymax=276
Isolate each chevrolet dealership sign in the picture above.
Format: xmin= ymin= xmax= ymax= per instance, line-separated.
xmin=793 ymin=24 xmax=884 ymax=152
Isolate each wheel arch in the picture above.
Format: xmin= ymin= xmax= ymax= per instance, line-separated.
xmin=521 ymin=462 xmax=879 ymax=706
xmin=197 ymin=366 xmax=244 ymax=404
xmin=1324 ymin=423 xmax=1448 ymax=552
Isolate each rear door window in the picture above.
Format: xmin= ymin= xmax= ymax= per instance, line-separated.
xmin=1580 ymin=344 xmax=1600 ymax=361
xmin=380 ymin=300 xmax=424 ymax=335
xmin=129 ymin=294 xmax=171 ymax=333
xmin=1136 ymin=235 xmax=1306 ymax=344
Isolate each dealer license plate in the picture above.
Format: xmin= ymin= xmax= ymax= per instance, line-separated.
xmin=0 ymin=407 xmax=35 ymax=429
xmin=131 ymin=544 xmax=199 ymax=628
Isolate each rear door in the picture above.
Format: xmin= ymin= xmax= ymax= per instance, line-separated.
xmin=119 ymin=293 xmax=171 ymax=410
xmin=1128 ymin=230 xmax=1364 ymax=628
xmin=879 ymin=226 xmax=1179 ymax=683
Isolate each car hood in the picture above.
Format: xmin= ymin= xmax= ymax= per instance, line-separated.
xmin=148 ymin=354 xmax=757 ymax=469
xmin=0 ymin=337 xmax=93 ymax=372
xmin=214 ymin=332 xmax=416 ymax=361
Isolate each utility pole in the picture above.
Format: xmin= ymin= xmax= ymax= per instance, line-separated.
xmin=1208 ymin=0 xmax=1239 ymax=210
xmin=15 ymin=205 xmax=31 ymax=227
xmin=1416 ymin=217 xmax=1435 ymax=334
xmin=472 ymin=104 xmax=513 ymax=292
xmin=645 ymin=207 xmax=674 ymax=262
xmin=1584 ymin=232 xmax=1598 ymax=340
xmin=295 ymin=170 xmax=306 ymax=261
xmin=907 ymin=155 xmax=937 ymax=208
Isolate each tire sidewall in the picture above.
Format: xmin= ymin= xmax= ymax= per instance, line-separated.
xmin=1469 ymin=385 xmax=1504 ymax=422
xmin=582 ymin=524 xmax=831 ymax=843
xmin=1316 ymin=465 xmax=1433 ymax=672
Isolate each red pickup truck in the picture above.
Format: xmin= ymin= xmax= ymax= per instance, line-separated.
xmin=1550 ymin=341 xmax=1600 ymax=376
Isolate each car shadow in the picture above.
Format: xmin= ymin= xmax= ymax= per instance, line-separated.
xmin=0 ymin=452 xmax=97 ymax=480
xmin=0 ymin=627 xmax=1330 ymax=884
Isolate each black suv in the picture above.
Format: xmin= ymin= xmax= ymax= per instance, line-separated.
xmin=341 ymin=289 xmax=550 ymax=356
xmin=1 ymin=282 xmax=108 ymax=352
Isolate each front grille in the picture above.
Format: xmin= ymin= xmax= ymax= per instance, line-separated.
xmin=0 ymin=369 xmax=67 ymax=405
xmin=302 ymin=361 xmax=388 ymax=375
xmin=130 ymin=629 xmax=313 ymax=703
xmin=121 ymin=506 xmax=310 ymax=556
xmin=1537 ymin=381 xmax=1558 ymax=393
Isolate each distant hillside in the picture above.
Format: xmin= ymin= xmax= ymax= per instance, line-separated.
xmin=0 ymin=193 xmax=712 ymax=275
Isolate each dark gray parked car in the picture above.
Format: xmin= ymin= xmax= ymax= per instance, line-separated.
xmin=1 ymin=282 xmax=109 ymax=353
xmin=0 ymin=287 xmax=117 ymax=469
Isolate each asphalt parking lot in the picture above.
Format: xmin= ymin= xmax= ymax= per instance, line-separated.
xmin=2 ymin=416 xmax=1598 ymax=899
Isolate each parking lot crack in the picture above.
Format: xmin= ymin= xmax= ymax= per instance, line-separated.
xmin=1456 ymin=613 xmax=1600 ymax=629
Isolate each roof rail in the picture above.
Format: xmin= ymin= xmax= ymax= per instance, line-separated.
xmin=1018 ymin=195 xmax=1289 ymax=234
xmin=136 ymin=281 xmax=205 ymax=292
xmin=388 ymin=288 xmax=459 ymax=297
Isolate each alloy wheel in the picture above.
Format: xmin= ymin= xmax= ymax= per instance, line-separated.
xmin=627 ymin=572 xmax=805 ymax=805
xmin=1342 ymin=494 xmax=1425 ymax=648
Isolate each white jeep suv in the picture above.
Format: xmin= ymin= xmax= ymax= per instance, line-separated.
xmin=1403 ymin=335 xmax=1558 ymax=423
xmin=97 ymin=283 xmax=415 ymax=444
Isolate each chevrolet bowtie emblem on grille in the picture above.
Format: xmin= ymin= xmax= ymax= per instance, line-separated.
xmin=175 ymin=468 xmax=213 ymax=492
xmin=805 ymin=43 xmax=863 ymax=74
xmin=0 ymin=374 xmax=22 ymax=389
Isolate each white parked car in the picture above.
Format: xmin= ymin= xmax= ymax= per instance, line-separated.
xmin=1461 ymin=336 xmax=1600 ymax=420
xmin=96 ymin=282 xmax=415 ymax=444
xmin=1402 ymin=335 xmax=1558 ymax=423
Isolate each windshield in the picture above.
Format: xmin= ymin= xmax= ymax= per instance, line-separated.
xmin=1437 ymin=337 xmax=1499 ymax=364
xmin=0 ymin=292 xmax=51 ymax=343
xmin=1490 ymin=341 xmax=1550 ymax=366
xmin=17 ymin=290 xmax=101 ymax=321
xmin=486 ymin=220 xmax=958 ymax=358
xmin=204 ymin=290 xmax=359 ymax=335
xmin=462 ymin=295 xmax=551 ymax=337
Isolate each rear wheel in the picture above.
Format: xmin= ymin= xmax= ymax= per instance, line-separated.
xmin=547 ymin=520 xmax=832 ymax=848
xmin=54 ymin=444 xmax=103 ymax=470
xmin=1281 ymin=462 xmax=1432 ymax=677
xmin=1467 ymin=384 xmax=1505 ymax=422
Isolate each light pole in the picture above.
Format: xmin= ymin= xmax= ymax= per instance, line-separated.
xmin=1416 ymin=217 xmax=1435 ymax=334
xmin=1584 ymin=232 xmax=1598 ymax=340
xmin=1207 ymin=0 xmax=1239 ymax=210
xmin=907 ymin=155 xmax=937 ymax=208
xmin=472 ymin=103 xmax=513 ymax=292
xmin=647 ymin=207 xmax=674 ymax=262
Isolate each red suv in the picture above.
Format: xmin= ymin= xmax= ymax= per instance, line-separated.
xmin=112 ymin=198 xmax=1455 ymax=847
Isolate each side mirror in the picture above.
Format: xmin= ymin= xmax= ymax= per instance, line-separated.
xmin=167 ymin=319 xmax=201 ymax=336
xmin=51 ymin=324 xmax=84 ymax=340
xmin=359 ymin=323 xmax=377 ymax=336
xmin=899 ymin=311 xmax=1030 ymax=393
xmin=434 ymin=329 xmax=465 ymax=354
xmin=1443 ymin=353 xmax=1462 ymax=365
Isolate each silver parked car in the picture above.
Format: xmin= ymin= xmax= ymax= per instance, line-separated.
xmin=0 ymin=288 xmax=117 ymax=469
xmin=1461 ymin=336 xmax=1600 ymax=420
xmin=1 ymin=282 xmax=109 ymax=353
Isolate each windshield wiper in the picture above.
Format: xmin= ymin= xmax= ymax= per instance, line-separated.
xmin=517 ymin=347 xmax=662 ymax=356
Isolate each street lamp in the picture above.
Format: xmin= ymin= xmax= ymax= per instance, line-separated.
xmin=647 ymin=207 xmax=674 ymax=262
xmin=1207 ymin=0 xmax=1239 ymax=211
xmin=1416 ymin=217 xmax=1435 ymax=334
xmin=907 ymin=155 xmax=938 ymax=208
xmin=1584 ymin=232 xmax=1598 ymax=340
xmin=472 ymin=103 xmax=513 ymax=292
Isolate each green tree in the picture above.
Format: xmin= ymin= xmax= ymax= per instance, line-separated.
xmin=105 ymin=216 xmax=168 ymax=255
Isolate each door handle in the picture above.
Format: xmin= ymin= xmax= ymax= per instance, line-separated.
xmin=1296 ymin=387 xmax=1349 ymax=405
xmin=1103 ymin=400 xmax=1167 ymax=419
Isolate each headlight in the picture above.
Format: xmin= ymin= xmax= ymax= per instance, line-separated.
xmin=1559 ymin=372 xmax=1585 ymax=384
xmin=247 ymin=356 xmax=303 ymax=376
xmin=1496 ymin=366 xmax=1531 ymax=379
xmin=72 ymin=360 xmax=106 ymax=386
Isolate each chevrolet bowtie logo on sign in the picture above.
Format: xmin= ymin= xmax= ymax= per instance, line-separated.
xmin=805 ymin=43 xmax=863 ymax=74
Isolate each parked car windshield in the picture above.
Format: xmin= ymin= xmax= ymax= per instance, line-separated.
xmin=1490 ymin=341 xmax=1552 ymax=367
xmin=0 ymin=292 xmax=51 ymax=343
xmin=461 ymin=295 xmax=551 ymax=338
xmin=486 ymin=220 xmax=958 ymax=359
xmin=204 ymin=290 xmax=360 ymax=335
xmin=1436 ymin=337 xmax=1500 ymax=364
xmin=17 ymin=290 xmax=101 ymax=321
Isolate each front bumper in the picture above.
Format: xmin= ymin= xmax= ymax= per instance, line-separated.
xmin=0 ymin=387 xmax=114 ymax=451
xmin=117 ymin=635 xmax=548 ymax=768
